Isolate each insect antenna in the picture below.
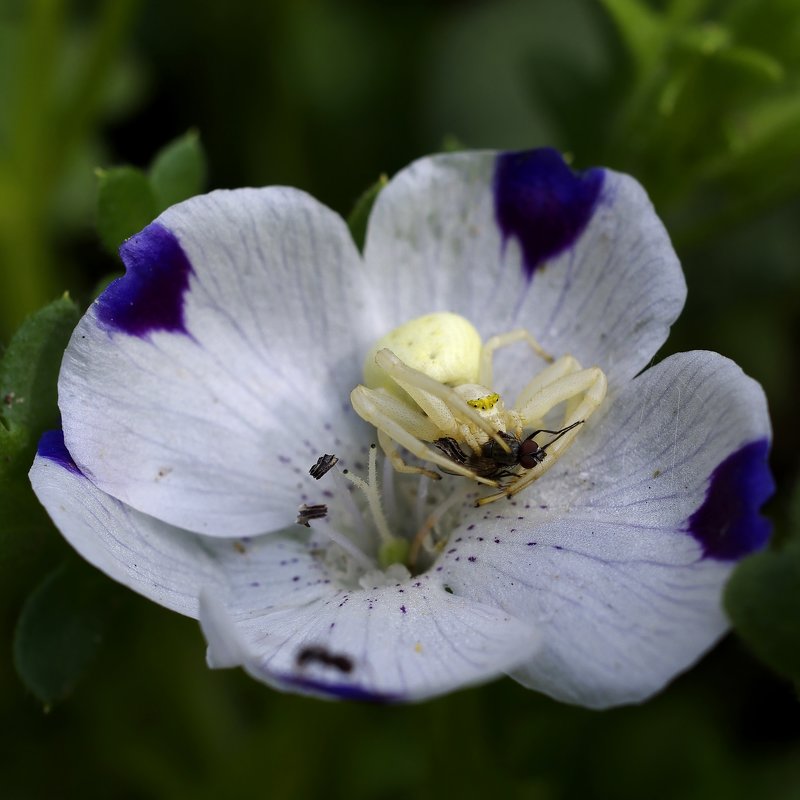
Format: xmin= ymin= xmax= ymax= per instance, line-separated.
xmin=538 ymin=419 xmax=585 ymax=451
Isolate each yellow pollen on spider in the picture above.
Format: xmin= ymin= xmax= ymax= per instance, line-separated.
xmin=466 ymin=392 xmax=500 ymax=411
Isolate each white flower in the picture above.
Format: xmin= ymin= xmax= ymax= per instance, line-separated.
xmin=30 ymin=148 xmax=773 ymax=707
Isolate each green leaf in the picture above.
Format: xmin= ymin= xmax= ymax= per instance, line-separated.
xmin=14 ymin=560 xmax=120 ymax=707
xmin=441 ymin=134 xmax=467 ymax=153
xmin=0 ymin=476 xmax=63 ymax=594
xmin=0 ymin=295 xmax=79 ymax=478
xmin=666 ymin=0 xmax=712 ymax=25
xmin=346 ymin=174 xmax=387 ymax=252
xmin=96 ymin=165 xmax=158 ymax=254
xmin=149 ymin=129 xmax=207 ymax=210
xmin=731 ymin=93 xmax=800 ymax=156
xmin=677 ymin=21 xmax=731 ymax=56
xmin=716 ymin=45 xmax=784 ymax=83
xmin=600 ymin=0 xmax=667 ymax=76
xmin=725 ymin=542 xmax=800 ymax=686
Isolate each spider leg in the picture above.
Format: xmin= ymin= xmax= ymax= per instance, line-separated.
xmin=516 ymin=366 xmax=605 ymax=425
xmin=350 ymin=385 xmax=501 ymax=486
xmin=479 ymin=329 xmax=554 ymax=386
xmin=477 ymin=367 xmax=607 ymax=505
xmin=378 ymin=430 xmax=440 ymax=481
xmin=513 ymin=354 xmax=583 ymax=417
xmin=375 ymin=348 xmax=510 ymax=452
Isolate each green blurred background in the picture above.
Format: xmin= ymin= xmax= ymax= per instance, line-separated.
xmin=2 ymin=0 xmax=800 ymax=797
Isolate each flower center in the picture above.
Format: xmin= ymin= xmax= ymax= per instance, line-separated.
xmin=304 ymin=311 xmax=607 ymax=584
xmin=306 ymin=443 xmax=470 ymax=587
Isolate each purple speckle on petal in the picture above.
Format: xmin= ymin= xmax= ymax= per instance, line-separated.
xmin=37 ymin=430 xmax=81 ymax=475
xmin=494 ymin=148 xmax=604 ymax=279
xmin=687 ymin=439 xmax=774 ymax=560
xmin=96 ymin=222 xmax=193 ymax=337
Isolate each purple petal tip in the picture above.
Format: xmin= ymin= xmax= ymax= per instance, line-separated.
xmin=493 ymin=148 xmax=604 ymax=279
xmin=37 ymin=429 xmax=81 ymax=475
xmin=277 ymin=673 xmax=400 ymax=703
xmin=96 ymin=222 xmax=193 ymax=337
xmin=687 ymin=439 xmax=774 ymax=561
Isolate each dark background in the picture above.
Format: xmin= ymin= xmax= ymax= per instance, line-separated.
xmin=1 ymin=1 xmax=799 ymax=797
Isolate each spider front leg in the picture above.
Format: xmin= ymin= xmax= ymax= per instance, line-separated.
xmin=476 ymin=362 xmax=608 ymax=505
xmin=350 ymin=385 xmax=501 ymax=486
xmin=377 ymin=430 xmax=439 ymax=480
xmin=513 ymin=354 xmax=584 ymax=418
xmin=517 ymin=365 xmax=606 ymax=428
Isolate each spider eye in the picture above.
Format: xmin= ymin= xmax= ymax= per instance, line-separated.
xmin=518 ymin=438 xmax=542 ymax=469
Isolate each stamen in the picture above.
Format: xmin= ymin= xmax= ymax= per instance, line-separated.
xmin=382 ymin=449 xmax=398 ymax=521
xmin=339 ymin=444 xmax=394 ymax=545
xmin=414 ymin=474 xmax=430 ymax=529
xmin=309 ymin=453 xmax=339 ymax=479
xmin=296 ymin=503 xmax=328 ymax=526
xmin=331 ymin=468 xmax=369 ymax=540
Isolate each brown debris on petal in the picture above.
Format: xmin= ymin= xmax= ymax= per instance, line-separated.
xmin=295 ymin=644 xmax=354 ymax=674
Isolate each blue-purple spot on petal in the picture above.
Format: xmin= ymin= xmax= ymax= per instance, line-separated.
xmin=37 ymin=429 xmax=81 ymax=475
xmin=687 ymin=439 xmax=774 ymax=561
xmin=96 ymin=222 xmax=193 ymax=337
xmin=277 ymin=674 xmax=400 ymax=704
xmin=494 ymin=148 xmax=604 ymax=279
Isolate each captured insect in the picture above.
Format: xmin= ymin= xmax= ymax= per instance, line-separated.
xmin=295 ymin=644 xmax=354 ymax=674
xmin=350 ymin=312 xmax=607 ymax=504
xmin=434 ymin=420 xmax=584 ymax=482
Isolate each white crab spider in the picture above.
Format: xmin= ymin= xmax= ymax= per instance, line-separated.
xmin=350 ymin=312 xmax=607 ymax=505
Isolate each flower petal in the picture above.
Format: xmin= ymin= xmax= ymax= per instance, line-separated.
xmin=363 ymin=149 xmax=685 ymax=393
xmin=29 ymin=430 xmax=220 ymax=616
xmin=31 ymin=430 xmax=540 ymax=701
xmin=197 ymin=537 xmax=540 ymax=702
xmin=59 ymin=188 xmax=369 ymax=537
xmin=436 ymin=351 xmax=772 ymax=707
